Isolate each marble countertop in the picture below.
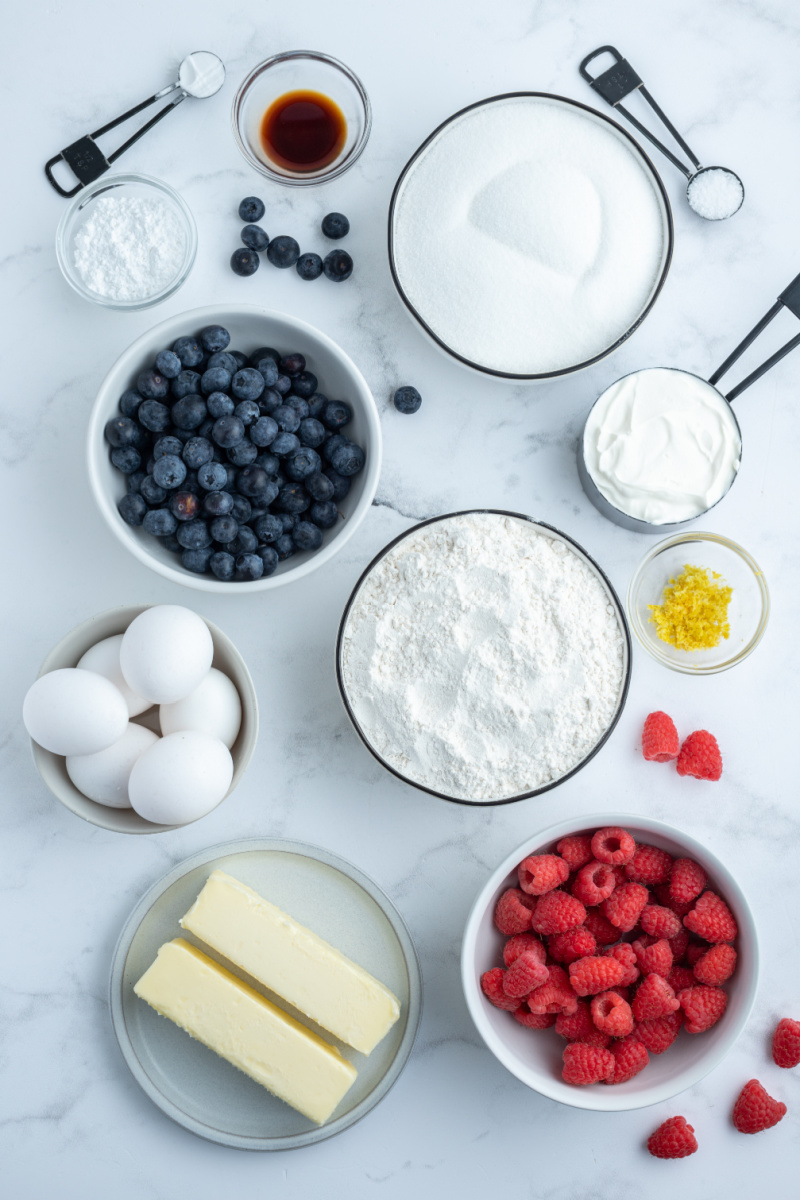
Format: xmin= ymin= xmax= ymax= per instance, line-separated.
xmin=4 ymin=0 xmax=800 ymax=1195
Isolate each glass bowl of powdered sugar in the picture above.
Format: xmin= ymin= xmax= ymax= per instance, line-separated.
xmin=55 ymin=173 xmax=197 ymax=310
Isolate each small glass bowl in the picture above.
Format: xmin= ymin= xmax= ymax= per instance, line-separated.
xmin=55 ymin=173 xmax=197 ymax=310
xmin=232 ymin=50 xmax=371 ymax=185
xmin=627 ymin=532 xmax=769 ymax=674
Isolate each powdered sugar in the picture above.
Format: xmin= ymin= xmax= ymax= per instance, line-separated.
xmin=72 ymin=195 xmax=187 ymax=301
xmin=340 ymin=513 xmax=626 ymax=801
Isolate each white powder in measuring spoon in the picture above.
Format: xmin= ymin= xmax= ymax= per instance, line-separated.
xmin=340 ymin=513 xmax=626 ymax=801
xmin=687 ymin=168 xmax=744 ymax=220
xmin=72 ymin=195 xmax=187 ymax=301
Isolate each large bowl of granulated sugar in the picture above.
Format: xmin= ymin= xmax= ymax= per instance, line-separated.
xmin=389 ymin=94 xmax=673 ymax=379
xmin=336 ymin=511 xmax=631 ymax=804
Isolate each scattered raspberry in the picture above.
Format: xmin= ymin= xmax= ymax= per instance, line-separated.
xmin=667 ymin=966 xmax=696 ymax=994
xmin=647 ymin=1115 xmax=698 ymax=1159
xmin=678 ymin=984 xmax=728 ymax=1033
xmin=591 ymin=826 xmax=636 ymax=865
xmin=602 ymin=882 xmax=649 ymax=932
xmin=569 ymin=955 xmax=626 ymax=997
xmin=502 ymin=951 xmax=549 ymax=998
xmin=668 ymin=926 xmax=690 ymax=962
xmin=601 ymin=942 xmax=640 ymax=986
xmin=494 ymin=887 xmax=536 ymax=935
xmin=772 ymin=1018 xmax=800 ymax=1069
xmin=640 ymin=904 xmax=682 ymax=940
xmin=655 ymin=882 xmax=695 ymax=918
xmin=625 ymin=843 xmax=673 ymax=885
xmin=518 ymin=853 xmax=570 ymax=896
xmin=583 ymin=909 xmax=621 ymax=946
xmin=556 ymin=834 xmax=594 ymax=872
xmin=635 ymin=1010 xmax=683 ymax=1054
xmin=631 ymin=935 xmax=673 ymax=978
xmin=513 ymin=1008 xmax=556 ymax=1029
xmin=677 ymin=730 xmax=722 ymax=781
xmin=693 ymin=943 xmax=737 ymax=986
xmin=642 ymin=711 xmax=680 ymax=763
xmin=632 ymin=973 xmax=680 ymax=1021
xmin=608 ymin=1035 xmax=649 ymax=1084
xmin=683 ymin=891 xmax=738 ymax=943
xmin=591 ymin=990 xmax=634 ymax=1037
xmin=503 ymin=932 xmax=546 ymax=968
xmin=669 ymin=858 xmax=707 ymax=908
xmin=572 ymin=860 xmax=617 ymax=906
xmin=562 ymin=1042 xmax=615 ymax=1086
xmin=531 ymin=890 xmax=586 ymax=935
xmin=732 ymin=1079 xmax=787 ymax=1134
xmin=527 ymin=964 xmax=579 ymax=1016
xmin=480 ymin=967 xmax=522 ymax=1011
xmin=548 ymin=926 xmax=596 ymax=965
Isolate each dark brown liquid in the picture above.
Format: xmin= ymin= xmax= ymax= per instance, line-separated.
xmin=260 ymin=90 xmax=347 ymax=172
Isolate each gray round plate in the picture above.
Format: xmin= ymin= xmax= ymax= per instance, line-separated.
xmin=109 ymin=838 xmax=422 ymax=1149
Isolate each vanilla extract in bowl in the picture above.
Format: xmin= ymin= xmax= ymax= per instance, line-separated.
xmin=260 ymin=90 xmax=346 ymax=172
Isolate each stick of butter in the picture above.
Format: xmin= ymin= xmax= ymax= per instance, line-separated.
xmin=133 ymin=938 xmax=358 ymax=1125
xmin=180 ymin=870 xmax=401 ymax=1055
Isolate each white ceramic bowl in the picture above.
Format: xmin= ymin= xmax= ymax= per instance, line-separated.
xmin=29 ymin=605 xmax=258 ymax=834
xmin=87 ymin=305 xmax=381 ymax=592
xmin=461 ymin=814 xmax=758 ymax=1111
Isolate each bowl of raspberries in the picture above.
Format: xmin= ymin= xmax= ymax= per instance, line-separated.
xmin=462 ymin=815 xmax=758 ymax=1110
xmin=87 ymin=305 xmax=381 ymax=590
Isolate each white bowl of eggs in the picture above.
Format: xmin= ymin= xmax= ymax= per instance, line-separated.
xmin=24 ymin=605 xmax=258 ymax=834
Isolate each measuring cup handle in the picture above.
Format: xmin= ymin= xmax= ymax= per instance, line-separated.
xmin=710 ymin=271 xmax=800 ymax=401
xmin=578 ymin=46 xmax=642 ymax=104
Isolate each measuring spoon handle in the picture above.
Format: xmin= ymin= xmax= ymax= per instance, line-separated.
xmin=709 ymin=273 xmax=800 ymax=401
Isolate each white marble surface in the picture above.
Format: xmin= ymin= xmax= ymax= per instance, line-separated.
xmin=4 ymin=0 xmax=800 ymax=1195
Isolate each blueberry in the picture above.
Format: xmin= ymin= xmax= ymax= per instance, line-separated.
xmin=200 ymin=325 xmax=230 ymax=353
xmin=271 ymin=431 xmax=301 ymax=457
xmin=226 ymin=440 xmax=258 ymax=467
xmin=252 ymin=513 xmax=283 ymax=543
xmin=207 ymin=352 xmax=239 ymax=375
xmin=210 ymin=550 xmax=236 ymax=581
xmin=279 ymin=353 xmax=305 ymax=377
xmin=137 ymin=369 xmax=170 ymax=399
xmin=119 ymin=390 xmax=143 ymax=418
xmin=306 ymin=472 xmax=335 ymax=502
xmin=255 ymin=451 xmax=280 ymax=476
xmin=231 ymin=248 xmax=260 ymax=276
xmin=306 ymin=394 xmax=327 ymax=419
xmin=274 ymin=533 xmax=295 ymax=561
xmin=275 ymin=373 xmax=292 ymax=396
xmin=258 ymin=387 xmax=282 ymax=416
xmin=184 ymin=469 xmax=200 ymax=493
xmin=241 ymin=224 xmax=269 ymax=252
xmin=277 ymin=483 xmax=311 ymax=514
xmin=266 ymin=236 xmax=300 ymax=268
xmin=198 ymin=461 xmax=229 ymax=491
xmin=231 ymin=494 xmax=252 ymax=523
xmin=118 ymin=492 xmax=147 ymax=526
xmin=140 ymin=475 xmax=167 ymax=505
xmin=201 ymin=367 xmax=232 ymax=395
xmin=321 ymin=433 xmax=350 ymax=463
xmin=230 ymin=350 xmax=248 ymax=370
xmin=199 ymin=418 xmax=216 ymax=443
xmin=170 ymin=491 xmax=200 ymax=521
xmin=394 ymin=385 xmax=422 ymax=415
xmin=296 ymin=252 xmax=323 ymax=280
xmin=210 ymin=515 xmax=238 ymax=544
xmin=231 ymin=526 xmax=258 ymax=555
xmin=153 ymin=435 xmax=184 ymax=460
xmin=203 ymin=490 xmax=234 ymax=517
xmin=257 ymin=545 xmax=279 ymax=576
xmin=235 ymin=553 xmax=264 ymax=581
xmin=239 ymin=196 xmax=265 ymax=222
xmin=278 ymin=513 xmax=297 ymax=533
xmin=182 ymin=437 xmax=214 ymax=469
xmin=155 ymin=350 xmax=182 ymax=379
xmin=330 ymin=441 xmax=365 ymax=476
xmin=249 ymin=346 xmax=281 ymax=368
xmin=152 ymin=454 xmax=187 ymax=490
xmin=172 ymin=337 xmax=204 ymax=368
xmin=295 ymin=417 xmax=326 ymax=449
xmin=171 ymin=370 xmax=201 ymax=399
xmin=274 ymin=405 xmax=301 ymax=433
xmin=321 ymin=399 xmax=352 ymax=429
xmin=323 ymin=250 xmax=353 ymax=282
xmin=293 ymin=520 xmax=324 ymax=551
xmin=236 ymin=465 xmax=271 ymax=498
xmin=138 ymin=399 xmax=172 ymax=432
xmin=143 ymin=508 xmax=178 ymax=537
xmin=324 ymin=468 xmax=352 ymax=501
xmin=212 ymin=415 xmax=245 ymax=449
xmin=234 ymin=399 xmax=260 ymax=426
xmin=249 ymin=416 xmax=278 ymax=447
xmin=182 ymin=547 xmax=213 ymax=575
xmin=285 ymin=395 xmax=309 ymax=420
xmin=286 ymin=449 xmax=321 ymax=481
xmin=224 ymin=463 xmax=238 ymax=489
xmin=162 ymin=534 xmax=181 ymax=554
xmin=105 ymin=416 xmax=141 ymax=447
xmin=253 ymin=356 xmax=279 ymax=387
xmin=309 ymin=500 xmax=339 ymax=529
xmin=171 ymin=395 xmax=207 ymax=431
xmin=127 ymin=471 xmax=146 ymax=495
xmin=177 ymin=520 xmax=212 ymax=550
xmin=111 ymin=447 xmax=141 ymax=474
xmin=206 ymin=391 xmax=235 ymax=419
xmin=321 ymin=212 xmax=350 ymax=239
xmin=231 ymin=368 xmax=265 ymax=403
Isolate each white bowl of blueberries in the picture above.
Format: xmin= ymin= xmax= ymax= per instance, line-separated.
xmin=87 ymin=305 xmax=381 ymax=590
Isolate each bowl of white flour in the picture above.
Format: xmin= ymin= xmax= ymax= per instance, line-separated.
xmin=336 ymin=511 xmax=631 ymax=803
xmin=389 ymin=93 xmax=672 ymax=379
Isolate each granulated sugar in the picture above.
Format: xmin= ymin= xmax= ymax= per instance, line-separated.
xmin=72 ymin=195 xmax=187 ymax=302
xmin=687 ymin=168 xmax=744 ymax=220
xmin=340 ymin=513 xmax=626 ymax=801
xmin=391 ymin=96 xmax=667 ymax=375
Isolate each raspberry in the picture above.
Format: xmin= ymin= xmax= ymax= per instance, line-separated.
xmin=527 ymin=964 xmax=579 ymax=1016
xmin=640 ymin=904 xmax=682 ymax=940
xmin=591 ymin=826 xmax=636 ymax=865
xmin=556 ymin=834 xmax=594 ymax=871
xmin=625 ymin=843 xmax=673 ymax=885
xmin=583 ymin=909 xmax=621 ymax=946
xmin=677 ymin=729 xmax=722 ymax=781
xmin=693 ymin=943 xmax=737 ymax=986
xmin=502 ymin=951 xmax=549 ymax=998
xmin=562 ymin=1042 xmax=615 ymax=1086
xmin=518 ymin=853 xmax=569 ymax=896
xmin=686 ymin=941 xmax=707 ymax=967
xmin=569 ymin=955 xmax=626 ymax=997
xmin=668 ymin=926 xmax=690 ymax=961
xmin=571 ymin=860 xmax=617 ymax=906
xmin=631 ymin=935 xmax=673 ymax=978
xmin=642 ymin=711 xmax=680 ymax=763
xmin=655 ymin=882 xmax=695 ymax=919
xmin=632 ymin=973 xmax=680 ymax=1021
xmin=494 ymin=887 xmax=536 ymax=935
xmin=772 ymin=1018 xmax=800 ymax=1069
xmin=547 ymin=926 xmax=596 ymax=964
xmin=647 ymin=1115 xmax=698 ymax=1159
xmin=555 ymin=1000 xmax=606 ymax=1042
xmin=667 ymin=966 xmax=696 ymax=993
xmin=635 ymin=1010 xmax=683 ymax=1054
xmin=513 ymin=1008 xmax=556 ymax=1029
xmin=480 ymin=967 xmax=522 ymax=1011
xmin=609 ymin=1035 xmax=649 ymax=1084
xmin=602 ymin=882 xmax=649 ymax=932
xmin=678 ymin=984 xmax=728 ymax=1033
xmin=669 ymin=858 xmax=707 ymax=908
xmin=732 ymin=1079 xmax=787 ymax=1134
xmin=591 ymin=990 xmax=634 ymax=1037
xmin=683 ymin=891 xmax=738 ymax=943
xmin=601 ymin=942 xmax=640 ymax=986
xmin=531 ymin=890 xmax=586 ymax=935
xmin=503 ymin=932 xmax=546 ymax=968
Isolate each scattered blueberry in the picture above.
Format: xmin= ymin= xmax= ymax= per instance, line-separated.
xmin=231 ymin=368 xmax=265 ymax=402
xmin=321 ymin=212 xmax=350 ymax=239
xmin=239 ymin=196 xmax=265 ymax=223
xmin=172 ymin=337 xmax=204 ymax=368
xmin=231 ymin=248 xmax=260 ymax=276
xmin=200 ymin=326 xmax=230 ymax=353
xmin=235 ymin=553 xmax=264 ymax=581
xmin=292 ymin=520 xmax=324 ymax=551
xmin=152 ymin=454 xmax=187 ymax=490
xmin=323 ymin=250 xmax=353 ymax=282
xmin=153 ymin=435 xmax=184 ymax=460
xmin=182 ymin=437 xmax=214 ymax=470
xmin=241 ymin=224 xmax=269 ymax=252
xmin=321 ymin=399 xmax=352 ymax=429
xmin=197 ymin=461 xmax=229 ymax=491
xmin=143 ymin=508 xmax=178 ymax=538
xmin=296 ymin=252 xmax=323 ymax=281
xmin=118 ymin=492 xmax=147 ymax=526
xmin=310 ymin=500 xmax=339 ymax=529
xmin=266 ymin=236 xmax=300 ymax=269
xmin=394 ymin=385 xmax=422 ymax=414
xmin=183 ymin=548 xmax=214 ymax=575
xmin=110 ymin=447 xmax=141 ymax=474
xmin=155 ymin=350 xmax=182 ymax=379
xmin=212 ymin=415 xmax=245 ymax=449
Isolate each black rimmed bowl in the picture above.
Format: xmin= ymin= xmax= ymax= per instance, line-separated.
xmin=335 ymin=511 xmax=631 ymax=805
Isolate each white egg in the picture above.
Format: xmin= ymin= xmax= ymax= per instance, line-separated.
xmin=66 ymin=722 xmax=159 ymax=808
xmin=128 ymin=731 xmax=233 ymax=825
xmin=77 ymin=634 xmax=151 ymax=717
xmin=23 ymin=668 xmax=129 ymax=756
xmin=119 ymin=605 xmax=213 ymax=704
xmin=159 ymin=668 xmax=242 ymax=748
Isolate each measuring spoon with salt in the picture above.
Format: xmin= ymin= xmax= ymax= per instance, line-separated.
xmin=579 ymin=46 xmax=744 ymax=220
xmin=45 ymin=51 xmax=225 ymax=198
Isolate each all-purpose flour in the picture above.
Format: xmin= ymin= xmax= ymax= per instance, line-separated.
xmin=72 ymin=195 xmax=187 ymax=301
xmin=340 ymin=514 xmax=626 ymax=801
